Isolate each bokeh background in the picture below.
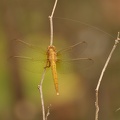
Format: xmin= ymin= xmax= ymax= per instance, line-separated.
xmin=0 ymin=0 xmax=120 ymax=120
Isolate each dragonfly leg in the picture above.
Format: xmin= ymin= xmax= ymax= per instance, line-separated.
xmin=44 ymin=60 xmax=51 ymax=68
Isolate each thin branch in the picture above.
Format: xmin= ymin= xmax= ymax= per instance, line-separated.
xmin=115 ymin=108 xmax=120 ymax=112
xmin=45 ymin=104 xmax=51 ymax=120
xmin=38 ymin=1 xmax=58 ymax=120
xmin=38 ymin=68 xmax=46 ymax=120
xmin=49 ymin=0 xmax=58 ymax=46
xmin=95 ymin=32 xmax=120 ymax=120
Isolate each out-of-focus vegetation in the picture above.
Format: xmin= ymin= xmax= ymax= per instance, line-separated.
xmin=0 ymin=0 xmax=120 ymax=120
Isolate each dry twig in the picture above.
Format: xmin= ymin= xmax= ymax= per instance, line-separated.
xmin=45 ymin=104 xmax=52 ymax=120
xmin=95 ymin=32 xmax=120 ymax=120
xmin=38 ymin=68 xmax=46 ymax=120
xmin=38 ymin=0 xmax=58 ymax=120
xmin=49 ymin=0 xmax=58 ymax=46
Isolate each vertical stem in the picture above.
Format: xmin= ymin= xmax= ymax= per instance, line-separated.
xmin=49 ymin=0 xmax=58 ymax=46
xmin=95 ymin=32 xmax=120 ymax=120
xmin=39 ymin=1 xmax=58 ymax=120
xmin=38 ymin=68 xmax=46 ymax=120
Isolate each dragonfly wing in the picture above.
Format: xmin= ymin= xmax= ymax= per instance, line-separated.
xmin=10 ymin=55 xmax=46 ymax=74
xmin=56 ymin=41 xmax=93 ymax=74
xmin=56 ymin=58 xmax=93 ymax=74
xmin=11 ymin=39 xmax=47 ymax=73
xmin=12 ymin=39 xmax=45 ymax=55
xmin=57 ymin=41 xmax=87 ymax=59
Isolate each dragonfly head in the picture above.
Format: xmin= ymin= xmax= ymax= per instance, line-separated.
xmin=47 ymin=45 xmax=56 ymax=52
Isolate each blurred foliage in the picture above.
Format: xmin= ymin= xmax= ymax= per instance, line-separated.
xmin=0 ymin=0 xmax=120 ymax=120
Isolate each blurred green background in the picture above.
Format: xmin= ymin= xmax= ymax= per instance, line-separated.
xmin=0 ymin=0 xmax=120 ymax=120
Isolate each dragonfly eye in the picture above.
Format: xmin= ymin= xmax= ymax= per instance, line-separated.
xmin=47 ymin=45 xmax=56 ymax=52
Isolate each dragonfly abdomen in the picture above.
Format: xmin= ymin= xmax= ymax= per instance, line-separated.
xmin=51 ymin=62 xmax=59 ymax=95
xmin=47 ymin=45 xmax=59 ymax=95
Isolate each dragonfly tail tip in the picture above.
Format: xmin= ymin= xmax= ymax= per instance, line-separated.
xmin=57 ymin=92 xmax=59 ymax=95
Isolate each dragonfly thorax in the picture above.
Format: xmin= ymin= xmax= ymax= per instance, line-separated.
xmin=46 ymin=45 xmax=58 ymax=65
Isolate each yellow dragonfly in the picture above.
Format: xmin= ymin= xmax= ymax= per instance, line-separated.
xmin=12 ymin=39 xmax=92 ymax=95
xmin=12 ymin=17 xmax=115 ymax=95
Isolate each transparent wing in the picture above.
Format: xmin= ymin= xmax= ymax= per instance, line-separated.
xmin=10 ymin=56 xmax=47 ymax=74
xmin=12 ymin=39 xmax=45 ymax=56
xmin=56 ymin=58 xmax=93 ymax=74
xmin=57 ymin=41 xmax=87 ymax=59
xmin=11 ymin=39 xmax=47 ymax=73
xmin=56 ymin=42 xmax=93 ymax=74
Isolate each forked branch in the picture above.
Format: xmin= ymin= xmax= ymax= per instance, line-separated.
xmin=95 ymin=32 xmax=120 ymax=120
xmin=49 ymin=0 xmax=58 ymax=46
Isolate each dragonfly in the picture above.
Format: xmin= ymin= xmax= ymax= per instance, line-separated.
xmin=11 ymin=16 xmax=115 ymax=95
xmin=12 ymin=39 xmax=92 ymax=95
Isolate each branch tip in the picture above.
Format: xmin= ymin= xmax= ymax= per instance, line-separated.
xmin=117 ymin=32 xmax=120 ymax=40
